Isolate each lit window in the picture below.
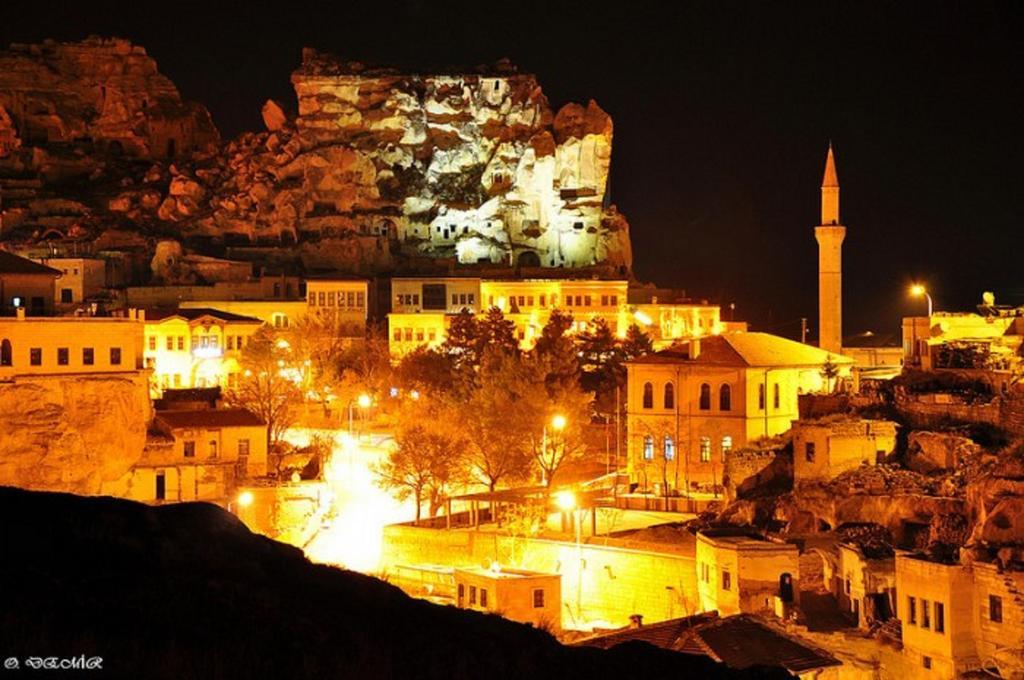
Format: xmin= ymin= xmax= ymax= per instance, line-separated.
xmin=318 ymin=292 xmax=325 ymax=306
xmin=663 ymin=436 xmax=675 ymax=461
xmin=721 ymin=436 xmax=732 ymax=460
xmin=700 ymin=437 xmax=711 ymax=462
xmin=178 ymin=336 xmax=185 ymax=351
xmin=393 ymin=328 xmax=401 ymax=341
xmin=643 ymin=435 xmax=654 ymax=460
xmin=166 ymin=336 xmax=174 ymax=351
xmin=149 ymin=336 xmax=156 ymax=351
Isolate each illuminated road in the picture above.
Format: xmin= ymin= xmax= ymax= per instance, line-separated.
xmin=283 ymin=427 xmax=415 ymax=574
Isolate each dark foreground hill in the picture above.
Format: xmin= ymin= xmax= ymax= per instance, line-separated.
xmin=0 ymin=487 xmax=789 ymax=679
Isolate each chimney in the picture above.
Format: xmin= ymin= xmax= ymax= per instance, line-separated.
xmin=15 ymin=306 xmax=25 ymax=321
xmin=689 ymin=338 xmax=701 ymax=359
xmin=629 ymin=614 xmax=643 ymax=629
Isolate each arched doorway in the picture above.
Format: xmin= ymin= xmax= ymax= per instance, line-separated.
xmin=0 ymin=339 xmax=11 ymax=367
xmin=517 ymin=251 xmax=541 ymax=268
xmin=779 ymin=572 xmax=794 ymax=603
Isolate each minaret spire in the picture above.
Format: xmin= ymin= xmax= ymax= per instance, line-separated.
xmin=820 ymin=142 xmax=840 ymax=225
xmin=815 ymin=142 xmax=846 ymax=355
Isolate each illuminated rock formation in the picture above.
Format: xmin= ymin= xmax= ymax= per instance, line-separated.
xmin=0 ymin=36 xmax=218 ymax=159
xmin=0 ymin=373 xmax=151 ymax=495
xmin=288 ymin=50 xmax=632 ymax=271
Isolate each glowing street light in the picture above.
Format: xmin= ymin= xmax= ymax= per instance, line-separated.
xmin=551 ymin=414 xmax=567 ymax=431
xmin=555 ymin=490 xmax=576 ymax=512
xmin=357 ymin=393 xmax=372 ymax=409
xmin=350 ymin=393 xmax=373 ymax=438
xmin=237 ymin=490 xmax=254 ymax=507
xmin=910 ymin=284 xmax=933 ymax=316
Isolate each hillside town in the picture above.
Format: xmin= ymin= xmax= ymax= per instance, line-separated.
xmin=1 ymin=34 xmax=1022 ymax=680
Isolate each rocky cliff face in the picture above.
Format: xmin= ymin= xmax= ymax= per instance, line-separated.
xmin=0 ymin=373 xmax=151 ymax=494
xmin=0 ymin=39 xmax=631 ymax=279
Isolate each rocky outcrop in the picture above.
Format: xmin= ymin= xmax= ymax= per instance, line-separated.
xmin=0 ymin=37 xmax=218 ymax=159
xmin=907 ymin=431 xmax=982 ymax=474
xmin=0 ymin=373 xmax=151 ymax=494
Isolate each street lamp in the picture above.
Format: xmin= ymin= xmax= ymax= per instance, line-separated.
xmin=228 ymin=490 xmax=254 ymax=515
xmin=349 ymin=393 xmax=372 ymax=437
xmin=554 ymin=490 xmax=583 ymax=621
xmin=541 ymin=414 xmax=567 ymax=486
xmin=910 ymin=284 xmax=933 ymax=317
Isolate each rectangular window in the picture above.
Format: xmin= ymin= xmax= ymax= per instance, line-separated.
xmin=935 ymin=602 xmax=945 ymax=633
xmin=357 ymin=292 xmax=364 ymax=307
xmin=584 ymin=295 xmax=592 ymax=307
xmin=30 ymin=347 xmax=42 ymax=366
xmin=469 ymin=586 xmax=477 ymax=605
xmin=923 ymin=656 xmax=931 ymax=670
xmin=327 ymin=291 xmax=336 ymax=307
xmin=184 ymin=441 xmax=195 ymax=458
xmin=393 ymin=328 xmax=402 ymax=341
xmin=700 ymin=436 xmax=711 ymax=462
xmin=308 ymin=292 xmax=316 ymax=306
xmin=227 ymin=336 xmax=234 ymax=350
xmin=908 ymin=596 xmax=917 ymax=625
xmin=991 ymin=595 xmax=1003 ymax=623
xmin=480 ymin=588 xmax=488 ymax=608
xmin=57 ymin=347 xmax=69 ymax=366
xmin=61 ymin=288 xmax=73 ymax=303
xmin=539 ymin=294 xmax=546 ymax=307
xmin=610 ymin=294 xmax=618 ymax=306
xmin=166 ymin=336 xmax=174 ymax=351
xmin=527 ymin=295 xmax=534 ymax=307
xmin=173 ymin=374 xmax=181 ymax=387
xmin=722 ymin=570 xmax=731 ymax=591
xmin=922 ymin=599 xmax=930 ymax=629
xmin=467 ymin=294 xmax=474 ymax=305
xmin=601 ymin=295 xmax=608 ymax=306
xmin=416 ymin=329 xmax=425 ymax=342
xmin=149 ymin=336 xmax=156 ymax=351
xmin=452 ymin=293 xmax=458 ymax=306
xmin=404 ymin=329 xmax=413 ymax=341
xmin=209 ymin=440 xmax=218 ymax=459
xmin=110 ymin=347 xmax=122 ymax=365
xmin=238 ymin=439 xmax=250 ymax=459
xmin=805 ymin=442 xmax=816 ymax=462
xmin=773 ymin=383 xmax=780 ymax=409
xmin=533 ymin=589 xmax=545 ymax=608
xmin=318 ymin=292 xmax=326 ymax=306
xmin=428 ymin=328 xmax=437 ymax=341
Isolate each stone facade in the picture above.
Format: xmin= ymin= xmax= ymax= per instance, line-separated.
xmin=792 ymin=418 xmax=898 ymax=484
xmin=695 ymin=530 xmax=800 ymax=617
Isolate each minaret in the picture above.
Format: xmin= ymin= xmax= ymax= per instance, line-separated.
xmin=815 ymin=143 xmax=845 ymax=354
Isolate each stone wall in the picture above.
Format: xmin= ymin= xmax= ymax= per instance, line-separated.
xmin=381 ymin=524 xmax=698 ymax=627
xmin=724 ymin=446 xmax=791 ymax=501
xmin=0 ymin=371 xmax=151 ymax=494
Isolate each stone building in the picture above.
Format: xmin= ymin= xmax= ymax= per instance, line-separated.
xmin=141 ymin=307 xmax=263 ymax=395
xmin=133 ymin=408 xmax=268 ymax=503
xmin=625 ymin=333 xmax=852 ymax=492
xmin=695 ymin=529 xmax=800 ymax=617
xmin=37 ymin=256 xmax=106 ymax=307
xmin=305 ymin=277 xmax=369 ymax=338
xmin=0 ymin=250 xmax=59 ymax=315
xmin=453 ymin=566 xmax=562 ymax=632
xmin=791 ymin=417 xmax=898 ymax=484
xmin=833 ymin=540 xmax=896 ymax=629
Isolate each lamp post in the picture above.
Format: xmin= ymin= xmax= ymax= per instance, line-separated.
xmin=910 ymin=285 xmax=933 ymax=367
xmin=348 ymin=393 xmax=372 ymax=438
xmin=910 ymin=284 xmax=933 ymax=317
xmin=555 ymin=490 xmax=582 ymax=622
xmin=541 ymin=414 xmax=566 ymax=486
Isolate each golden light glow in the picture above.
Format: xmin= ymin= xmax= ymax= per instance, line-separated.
xmin=555 ymin=490 xmax=576 ymax=512
xmin=237 ymin=490 xmax=254 ymax=508
xmin=409 ymin=390 xmax=420 ymax=400
xmin=910 ymin=284 xmax=926 ymax=297
xmin=276 ymin=338 xmax=291 ymax=350
xmin=357 ymin=393 xmax=372 ymax=409
xmin=633 ymin=309 xmax=653 ymax=326
xmin=551 ymin=414 xmax=567 ymax=431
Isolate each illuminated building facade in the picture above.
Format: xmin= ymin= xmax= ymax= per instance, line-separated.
xmin=0 ymin=308 xmax=145 ymax=376
xmin=0 ymin=250 xmax=58 ymax=316
xmin=180 ymin=299 xmax=309 ymax=330
xmin=305 ymin=277 xmax=369 ymax=338
xmin=453 ymin=567 xmax=562 ymax=632
xmin=37 ymin=256 xmax=106 ymax=307
xmin=625 ymin=333 xmax=852 ymax=492
xmin=142 ymin=308 xmax=263 ymax=395
xmin=130 ymin=408 xmax=268 ymax=504
xmin=695 ymin=529 xmax=800 ymax=617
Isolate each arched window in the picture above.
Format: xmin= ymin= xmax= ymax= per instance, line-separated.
xmin=664 ymin=382 xmax=675 ymax=410
xmin=663 ymin=436 xmax=675 ymax=461
xmin=758 ymin=383 xmax=766 ymax=410
xmin=719 ymin=384 xmax=731 ymax=411
xmin=699 ymin=383 xmax=711 ymax=410
xmin=773 ymin=383 xmax=780 ymax=409
xmin=643 ymin=435 xmax=654 ymax=460
xmin=642 ymin=382 xmax=654 ymax=409
xmin=699 ymin=436 xmax=712 ymax=462
xmin=0 ymin=339 xmax=10 ymax=367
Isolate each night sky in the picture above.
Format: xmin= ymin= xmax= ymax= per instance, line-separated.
xmin=2 ymin=1 xmax=1020 ymax=340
